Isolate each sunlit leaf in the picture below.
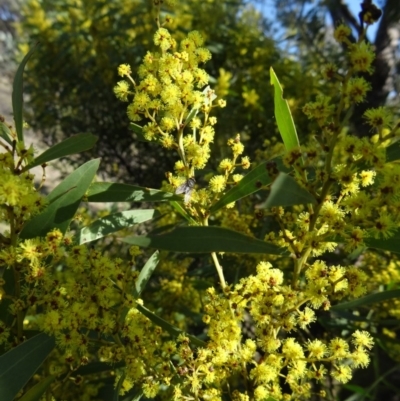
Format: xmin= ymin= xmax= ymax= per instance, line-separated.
xmin=77 ymin=209 xmax=159 ymax=244
xmin=20 ymin=159 xmax=100 ymax=238
xmin=12 ymin=44 xmax=38 ymax=142
xmin=270 ymin=67 xmax=300 ymax=152
xmin=22 ymin=133 xmax=98 ymax=172
xmin=135 ymin=250 xmax=160 ymax=296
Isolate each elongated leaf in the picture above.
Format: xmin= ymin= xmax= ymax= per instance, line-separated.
xmin=270 ymin=67 xmax=300 ymax=152
xmin=331 ymin=289 xmax=400 ymax=311
xmin=12 ymin=44 xmax=38 ymax=142
xmin=113 ymin=371 xmax=126 ymax=401
xmin=86 ymin=182 xmax=180 ymax=203
xmin=129 ymin=123 xmax=147 ymax=142
xmin=210 ymin=162 xmax=273 ymax=213
xmin=365 ymin=229 xmax=400 ymax=254
xmin=123 ymin=226 xmax=287 ymax=255
xmin=0 ymin=333 xmax=55 ymax=401
xmin=170 ymin=200 xmax=197 ymax=224
xmin=258 ymin=172 xmax=316 ymax=208
xmin=135 ymin=251 xmax=160 ymax=296
xmin=136 ymin=304 xmax=205 ymax=347
xmin=18 ymin=375 xmax=56 ymax=401
xmin=20 ymin=159 xmax=100 ymax=239
xmin=21 ymin=133 xmax=98 ymax=172
xmin=77 ymin=209 xmax=159 ymax=244
xmin=0 ymin=121 xmax=13 ymax=146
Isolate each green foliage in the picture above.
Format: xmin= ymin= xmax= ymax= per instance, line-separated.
xmin=0 ymin=333 xmax=55 ymax=401
xmin=12 ymin=43 xmax=38 ymax=142
xmin=17 ymin=0 xmax=316 ymax=187
xmin=270 ymin=67 xmax=301 ymax=153
xmin=19 ymin=159 xmax=101 ymax=239
xmin=21 ymin=133 xmax=98 ymax=172
xmin=123 ymin=226 xmax=286 ymax=255
xmin=76 ymin=209 xmax=159 ymax=244
xmin=2 ymin=2 xmax=400 ymax=401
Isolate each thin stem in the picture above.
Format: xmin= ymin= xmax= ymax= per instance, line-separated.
xmin=176 ymin=127 xmax=187 ymax=168
xmin=210 ymin=252 xmax=226 ymax=289
xmin=292 ymin=247 xmax=312 ymax=289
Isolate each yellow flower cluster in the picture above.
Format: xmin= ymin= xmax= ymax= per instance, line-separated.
xmin=0 ymin=145 xmax=45 ymax=228
xmin=114 ymin=28 xmax=219 ymax=180
xmin=165 ymin=260 xmax=373 ymax=400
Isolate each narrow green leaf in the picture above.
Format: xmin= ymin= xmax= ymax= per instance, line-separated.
xmin=12 ymin=43 xmax=38 ymax=143
xmin=136 ymin=304 xmax=205 ymax=347
xmin=210 ymin=162 xmax=273 ymax=213
xmin=258 ymin=172 xmax=316 ymax=208
xmin=20 ymin=159 xmax=100 ymax=239
xmin=18 ymin=375 xmax=56 ymax=401
xmin=123 ymin=226 xmax=287 ymax=255
xmin=365 ymin=229 xmax=400 ymax=254
xmin=21 ymin=133 xmax=98 ymax=172
xmin=170 ymin=200 xmax=197 ymax=224
xmin=135 ymin=251 xmax=160 ymax=296
xmin=129 ymin=123 xmax=148 ymax=142
xmin=77 ymin=209 xmax=159 ymax=244
xmin=86 ymin=182 xmax=180 ymax=203
xmin=331 ymin=289 xmax=400 ymax=311
xmin=0 ymin=121 xmax=13 ymax=146
xmin=0 ymin=333 xmax=55 ymax=401
xmin=270 ymin=67 xmax=300 ymax=152
xmin=113 ymin=371 xmax=126 ymax=401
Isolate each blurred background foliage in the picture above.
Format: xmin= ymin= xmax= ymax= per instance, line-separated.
xmin=5 ymin=0 xmax=323 ymax=186
xmin=0 ymin=0 xmax=398 ymax=187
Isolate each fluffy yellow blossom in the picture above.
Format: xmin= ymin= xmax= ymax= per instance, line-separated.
xmin=154 ymin=27 xmax=173 ymax=51
xmin=113 ymin=80 xmax=130 ymax=101
xmin=118 ymin=63 xmax=131 ymax=77
xmin=209 ymin=175 xmax=226 ymax=193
